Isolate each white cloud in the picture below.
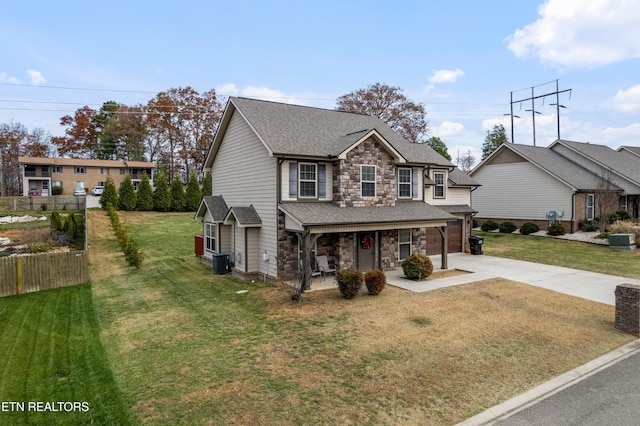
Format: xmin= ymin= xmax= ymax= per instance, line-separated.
xmin=611 ymin=85 xmax=640 ymax=112
xmin=0 ymin=72 xmax=20 ymax=84
xmin=506 ymin=0 xmax=640 ymax=68
xmin=431 ymin=121 xmax=465 ymax=138
xmin=217 ymin=83 xmax=239 ymax=96
xmin=428 ymin=68 xmax=464 ymax=85
xmin=601 ymin=122 xmax=640 ymax=143
xmin=240 ymin=86 xmax=302 ymax=104
xmin=27 ymin=70 xmax=45 ymax=85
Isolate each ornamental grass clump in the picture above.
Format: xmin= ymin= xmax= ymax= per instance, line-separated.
xmin=401 ymin=254 xmax=433 ymax=280
xmin=336 ymin=269 xmax=363 ymax=299
xmin=364 ymin=269 xmax=386 ymax=295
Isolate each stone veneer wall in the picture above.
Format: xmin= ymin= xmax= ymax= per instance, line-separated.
xmin=333 ymin=137 xmax=396 ymax=208
xmin=338 ymin=233 xmax=356 ymax=271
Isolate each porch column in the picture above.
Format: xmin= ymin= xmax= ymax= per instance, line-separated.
xmin=298 ymin=228 xmax=321 ymax=291
xmin=438 ymin=226 xmax=448 ymax=269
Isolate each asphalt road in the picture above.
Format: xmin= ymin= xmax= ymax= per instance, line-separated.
xmin=499 ymin=351 xmax=640 ymax=425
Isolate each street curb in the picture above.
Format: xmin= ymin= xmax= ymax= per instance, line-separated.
xmin=457 ymin=339 xmax=640 ymax=425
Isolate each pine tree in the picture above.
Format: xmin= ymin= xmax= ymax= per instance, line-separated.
xmin=118 ymin=174 xmax=137 ymax=211
xmin=185 ymin=173 xmax=202 ymax=211
xmin=201 ymin=172 xmax=212 ymax=197
xmin=170 ymin=175 xmax=186 ymax=212
xmin=100 ymin=176 xmax=118 ymax=210
xmin=136 ymin=173 xmax=154 ymax=211
xmin=481 ymin=124 xmax=509 ymax=160
xmin=153 ymin=170 xmax=171 ymax=212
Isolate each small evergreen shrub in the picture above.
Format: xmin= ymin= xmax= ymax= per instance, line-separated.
xmin=51 ymin=186 xmax=63 ymax=195
xmin=402 ymin=254 xmax=433 ymax=280
xmin=547 ymin=222 xmax=566 ymax=236
xmin=481 ymin=220 xmax=499 ymax=232
xmin=100 ymin=176 xmax=118 ymax=210
xmin=136 ymin=173 xmax=154 ymax=211
xmin=499 ymin=221 xmax=517 ymax=233
xmin=519 ymin=222 xmax=539 ymax=235
xmin=63 ymin=213 xmax=78 ymax=239
xmin=616 ymin=210 xmax=632 ymax=221
xmin=170 ymin=176 xmax=186 ymax=212
xmin=579 ymin=219 xmax=600 ymax=232
xmin=118 ymin=174 xmax=137 ymax=211
xmin=336 ymin=269 xmax=363 ymax=299
xmin=364 ymin=269 xmax=386 ymax=295
xmin=185 ymin=173 xmax=202 ymax=212
xmin=40 ymin=203 xmax=47 ymax=211
xmin=50 ymin=211 xmax=64 ymax=233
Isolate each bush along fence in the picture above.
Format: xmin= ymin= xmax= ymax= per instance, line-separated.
xmin=0 ymin=251 xmax=89 ymax=297
xmin=107 ymin=204 xmax=143 ymax=268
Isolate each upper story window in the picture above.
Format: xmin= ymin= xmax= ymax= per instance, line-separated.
xmin=361 ymin=165 xmax=376 ymax=197
xmin=434 ymin=172 xmax=446 ymax=198
xmin=299 ymin=163 xmax=317 ymax=198
xmin=53 ymin=166 xmax=62 ymax=173
xmin=100 ymin=167 xmax=110 ymax=174
xmin=74 ymin=166 xmax=86 ymax=174
xmin=398 ymin=168 xmax=412 ymax=198
xmin=120 ymin=168 xmax=126 ymax=175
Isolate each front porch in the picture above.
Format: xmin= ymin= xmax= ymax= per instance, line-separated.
xmin=303 ymin=254 xmax=481 ymax=292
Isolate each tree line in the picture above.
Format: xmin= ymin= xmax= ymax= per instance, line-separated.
xmin=1 ymin=83 xmax=485 ymax=196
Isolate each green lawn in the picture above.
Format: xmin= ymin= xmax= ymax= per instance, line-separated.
xmin=476 ymin=231 xmax=640 ymax=278
xmin=1 ymin=213 xmax=635 ymax=425
xmin=0 ymin=284 xmax=132 ymax=425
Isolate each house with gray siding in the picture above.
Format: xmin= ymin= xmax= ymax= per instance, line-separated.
xmin=195 ymin=97 xmax=479 ymax=284
xmin=470 ymin=141 xmax=629 ymax=232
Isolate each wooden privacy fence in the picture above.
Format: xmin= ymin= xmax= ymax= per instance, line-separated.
xmin=0 ymin=251 xmax=89 ymax=297
xmin=0 ymin=196 xmax=86 ymax=212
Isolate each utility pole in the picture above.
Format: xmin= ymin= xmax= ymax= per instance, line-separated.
xmin=508 ymin=80 xmax=571 ymax=146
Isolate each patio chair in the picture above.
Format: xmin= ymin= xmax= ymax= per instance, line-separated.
xmin=299 ymin=259 xmax=322 ymax=279
xmin=316 ymin=255 xmax=336 ymax=277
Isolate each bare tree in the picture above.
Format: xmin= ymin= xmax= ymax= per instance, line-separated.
xmin=595 ymin=167 xmax=622 ymax=232
xmin=456 ymin=150 xmax=476 ymax=172
xmin=336 ymin=83 xmax=429 ymax=143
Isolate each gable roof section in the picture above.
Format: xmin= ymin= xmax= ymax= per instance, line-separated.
xmin=194 ymin=195 xmax=228 ymax=220
xmin=471 ymin=143 xmax=620 ymax=191
xmin=224 ymin=205 xmax=262 ymax=227
xmin=617 ymin=146 xmax=640 ymax=159
xmin=205 ymin=97 xmax=453 ymax=168
xmin=551 ymin=140 xmax=640 ymax=186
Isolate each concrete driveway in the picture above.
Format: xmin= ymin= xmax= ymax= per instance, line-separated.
xmin=387 ymin=253 xmax=640 ymax=306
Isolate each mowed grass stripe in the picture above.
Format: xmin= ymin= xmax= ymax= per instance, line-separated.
xmin=0 ymin=285 xmax=133 ymax=425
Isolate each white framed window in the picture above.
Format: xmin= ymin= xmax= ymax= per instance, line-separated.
xmin=53 ymin=166 xmax=62 ymax=173
xmin=205 ymin=223 xmax=217 ymax=252
xmin=74 ymin=166 xmax=86 ymax=174
xmin=100 ymin=167 xmax=110 ymax=174
xmin=299 ymin=163 xmax=317 ymax=198
xmin=398 ymin=168 xmax=412 ymax=198
xmin=52 ymin=181 xmax=63 ymax=187
xmin=76 ymin=181 xmax=85 ymax=189
xmin=619 ymin=195 xmax=628 ymax=212
xmin=361 ymin=165 xmax=376 ymax=197
xmin=586 ymin=194 xmax=595 ymax=220
xmin=434 ymin=172 xmax=446 ymax=198
xmin=399 ymin=229 xmax=411 ymax=260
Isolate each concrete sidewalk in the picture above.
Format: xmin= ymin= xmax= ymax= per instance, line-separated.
xmin=386 ymin=253 xmax=640 ymax=305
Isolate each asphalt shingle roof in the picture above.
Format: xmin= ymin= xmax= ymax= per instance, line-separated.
xmin=230 ymin=97 xmax=453 ymax=167
xmin=202 ymin=195 xmax=228 ymax=221
xmin=279 ymin=202 xmax=457 ymax=226
xmin=227 ymin=205 xmax=262 ymax=226
xmin=556 ymin=140 xmax=640 ymax=185
xmin=507 ymin=144 xmax=621 ymax=191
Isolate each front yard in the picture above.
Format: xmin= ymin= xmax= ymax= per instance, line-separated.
xmin=0 ymin=211 xmax=635 ymax=425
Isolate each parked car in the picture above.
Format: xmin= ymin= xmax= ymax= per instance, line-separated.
xmin=73 ymin=188 xmax=86 ymax=196
xmin=27 ymin=188 xmax=41 ymax=196
xmin=91 ymin=186 xmax=104 ymax=196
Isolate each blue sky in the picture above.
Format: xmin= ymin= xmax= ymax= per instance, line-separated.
xmin=2 ymin=0 xmax=640 ymax=166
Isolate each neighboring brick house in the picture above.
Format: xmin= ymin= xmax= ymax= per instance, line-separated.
xmin=18 ymin=157 xmax=155 ymax=196
xmin=195 ymin=97 xmax=480 ymax=284
xmin=470 ymin=141 xmax=630 ymax=232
